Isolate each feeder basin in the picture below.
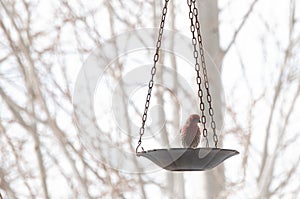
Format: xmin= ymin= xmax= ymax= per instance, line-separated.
xmin=137 ymin=148 xmax=239 ymax=171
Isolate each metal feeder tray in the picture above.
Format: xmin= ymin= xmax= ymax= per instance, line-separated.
xmin=137 ymin=148 xmax=239 ymax=171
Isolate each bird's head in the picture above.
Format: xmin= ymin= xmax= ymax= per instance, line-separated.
xmin=189 ymin=114 xmax=201 ymax=123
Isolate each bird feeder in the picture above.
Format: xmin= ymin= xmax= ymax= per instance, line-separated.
xmin=136 ymin=0 xmax=239 ymax=171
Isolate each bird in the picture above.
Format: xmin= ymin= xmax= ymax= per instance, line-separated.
xmin=180 ymin=114 xmax=201 ymax=148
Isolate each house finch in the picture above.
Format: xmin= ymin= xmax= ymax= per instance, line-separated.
xmin=180 ymin=114 xmax=201 ymax=148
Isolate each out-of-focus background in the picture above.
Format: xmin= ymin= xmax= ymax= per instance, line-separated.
xmin=0 ymin=0 xmax=299 ymax=198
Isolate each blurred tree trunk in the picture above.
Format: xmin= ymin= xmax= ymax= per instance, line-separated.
xmin=169 ymin=0 xmax=186 ymax=198
xmin=154 ymin=1 xmax=186 ymax=198
xmin=196 ymin=0 xmax=225 ymax=198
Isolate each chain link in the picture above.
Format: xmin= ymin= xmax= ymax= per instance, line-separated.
xmin=136 ymin=0 xmax=170 ymax=155
xmin=191 ymin=0 xmax=218 ymax=148
xmin=187 ymin=0 xmax=209 ymax=147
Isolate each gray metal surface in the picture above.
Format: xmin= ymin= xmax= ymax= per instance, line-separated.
xmin=137 ymin=148 xmax=239 ymax=171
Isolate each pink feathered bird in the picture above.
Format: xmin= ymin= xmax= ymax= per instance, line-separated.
xmin=180 ymin=114 xmax=201 ymax=148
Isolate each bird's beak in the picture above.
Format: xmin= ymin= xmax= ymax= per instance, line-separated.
xmin=198 ymin=120 xmax=201 ymax=123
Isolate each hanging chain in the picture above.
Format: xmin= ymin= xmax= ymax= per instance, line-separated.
xmin=187 ymin=0 xmax=209 ymax=147
xmin=191 ymin=0 xmax=218 ymax=148
xmin=136 ymin=0 xmax=170 ymax=155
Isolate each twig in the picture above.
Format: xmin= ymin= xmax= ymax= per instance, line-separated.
xmin=223 ymin=0 xmax=260 ymax=55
